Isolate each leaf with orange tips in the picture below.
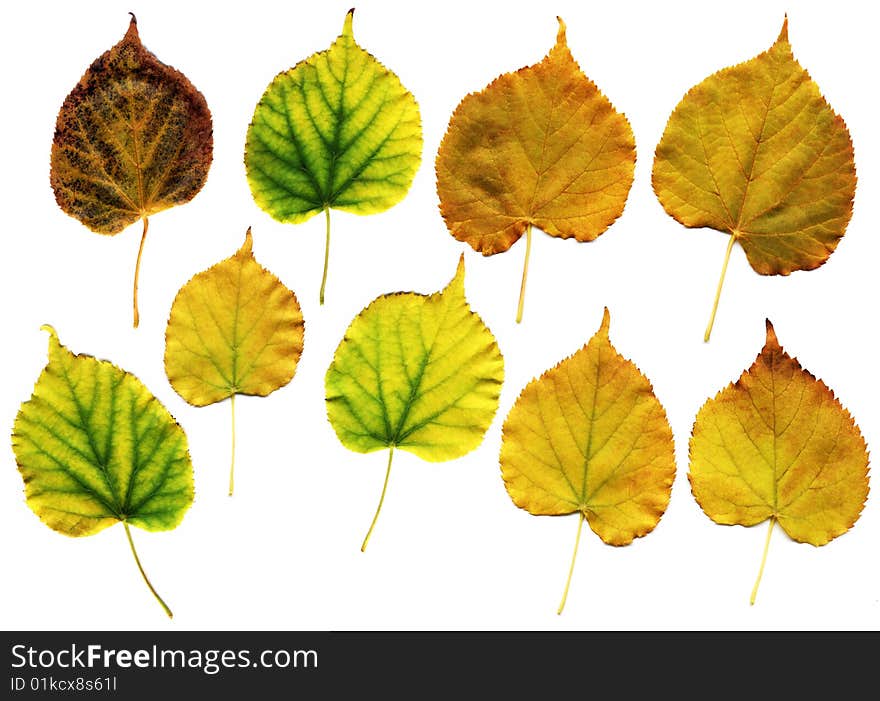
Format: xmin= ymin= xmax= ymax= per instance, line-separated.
xmin=689 ymin=320 xmax=869 ymax=604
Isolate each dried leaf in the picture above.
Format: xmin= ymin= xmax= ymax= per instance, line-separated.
xmin=652 ymin=18 xmax=856 ymax=341
xmin=689 ymin=320 xmax=869 ymax=603
xmin=11 ymin=326 xmax=194 ymax=617
xmin=325 ymin=255 xmax=503 ymax=550
xmin=245 ymin=9 xmax=422 ymax=305
xmin=500 ymin=308 xmax=675 ymax=613
xmin=50 ymin=15 xmax=213 ymax=327
xmin=164 ymin=228 xmax=304 ymax=495
xmin=436 ymin=18 xmax=635 ymax=322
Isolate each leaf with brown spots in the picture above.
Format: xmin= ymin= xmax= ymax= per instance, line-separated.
xmin=689 ymin=320 xmax=869 ymax=604
xmin=652 ymin=18 xmax=856 ymax=341
xmin=50 ymin=14 xmax=213 ymax=327
xmin=435 ymin=17 xmax=635 ymax=322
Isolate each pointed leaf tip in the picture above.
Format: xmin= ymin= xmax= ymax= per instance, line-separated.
xmin=242 ymin=226 xmax=254 ymax=254
xmin=444 ymin=254 xmax=467 ymax=298
xmin=777 ymin=15 xmax=789 ymax=43
xmin=343 ymin=8 xmax=355 ymax=37
xmin=555 ymin=16 xmax=567 ymax=46
xmin=764 ymin=319 xmax=780 ymax=348
xmin=124 ymin=12 xmax=139 ymax=40
xmin=599 ymin=307 xmax=611 ymax=337
xmin=40 ymin=324 xmax=60 ymax=353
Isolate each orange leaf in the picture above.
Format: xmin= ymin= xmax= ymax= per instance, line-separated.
xmin=436 ymin=18 xmax=635 ymax=322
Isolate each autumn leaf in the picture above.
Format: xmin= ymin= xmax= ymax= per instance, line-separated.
xmin=325 ymin=255 xmax=503 ymax=550
xmin=50 ymin=14 xmax=213 ymax=328
xmin=11 ymin=326 xmax=194 ymax=618
xmin=689 ymin=320 xmax=869 ymax=604
xmin=435 ymin=18 xmax=635 ymax=323
xmin=245 ymin=8 xmax=422 ymax=305
xmin=652 ymin=18 xmax=855 ymax=341
xmin=500 ymin=308 xmax=675 ymax=613
xmin=164 ymin=228 xmax=304 ymax=496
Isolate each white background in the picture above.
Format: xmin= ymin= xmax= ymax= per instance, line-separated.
xmin=1 ymin=0 xmax=878 ymax=632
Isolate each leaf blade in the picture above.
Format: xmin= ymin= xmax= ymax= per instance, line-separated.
xmin=325 ymin=255 xmax=504 ymax=461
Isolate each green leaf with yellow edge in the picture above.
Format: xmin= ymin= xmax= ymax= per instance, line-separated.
xmin=11 ymin=326 xmax=194 ymax=618
xmin=50 ymin=14 xmax=213 ymax=328
xmin=325 ymin=255 xmax=503 ymax=550
xmin=500 ymin=308 xmax=675 ymax=614
xmin=164 ymin=227 xmax=304 ymax=496
xmin=435 ymin=17 xmax=635 ymax=323
xmin=245 ymin=8 xmax=422 ymax=305
xmin=652 ymin=17 xmax=856 ymax=341
xmin=689 ymin=320 xmax=869 ymax=604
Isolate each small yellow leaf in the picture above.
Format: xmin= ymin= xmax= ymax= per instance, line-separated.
xmin=689 ymin=320 xmax=870 ymax=603
xmin=164 ymin=227 xmax=304 ymax=494
xmin=436 ymin=18 xmax=635 ymax=322
xmin=500 ymin=308 xmax=675 ymax=612
xmin=652 ymin=18 xmax=856 ymax=340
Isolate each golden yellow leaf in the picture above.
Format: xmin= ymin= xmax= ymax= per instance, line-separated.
xmin=689 ymin=320 xmax=869 ymax=603
xmin=500 ymin=308 xmax=675 ymax=613
xmin=436 ymin=18 xmax=635 ymax=322
xmin=50 ymin=15 xmax=213 ymax=327
xmin=652 ymin=18 xmax=856 ymax=341
xmin=164 ymin=228 xmax=304 ymax=495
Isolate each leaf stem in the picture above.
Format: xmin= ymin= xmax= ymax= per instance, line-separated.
xmin=750 ymin=516 xmax=775 ymax=605
xmin=320 ymin=207 xmax=331 ymax=305
xmin=704 ymin=234 xmax=736 ymax=342
xmin=228 ymin=394 xmax=236 ymax=497
xmin=132 ymin=217 xmax=149 ymax=328
xmin=123 ymin=521 xmax=172 ymax=619
xmin=557 ymin=511 xmax=585 ymax=615
xmin=516 ymin=224 xmax=533 ymax=324
xmin=361 ymin=447 xmax=394 ymax=552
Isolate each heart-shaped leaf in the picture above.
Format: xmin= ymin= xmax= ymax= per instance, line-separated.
xmin=652 ymin=18 xmax=856 ymax=341
xmin=325 ymin=255 xmax=504 ymax=550
xmin=164 ymin=228 xmax=305 ymax=495
xmin=245 ymin=9 xmax=422 ymax=305
xmin=11 ymin=326 xmax=194 ymax=617
xmin=50 ymin=15 xmax=213 ymax=327
xmin=436 ymin=18 xmax=635 ymax=322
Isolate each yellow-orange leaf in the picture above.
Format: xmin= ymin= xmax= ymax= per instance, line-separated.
xmin=500 ymin=308 xmax=675 ymax=612
xmin=689 ymin=320 xmax=869 ymax=603
xmin=436 ymin=18 xmax=635 ymax=322
xmin=652 ymin=18 xmax=856 ymax=341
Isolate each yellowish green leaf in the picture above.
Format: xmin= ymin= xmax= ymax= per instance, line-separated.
xmin=245 ymin=9 xmax=422 ymax=305
xmin=164 ymin=228 xmax=304 ymax=495
xmin=50 ymin=15 xmax=213 ymax=327
xmin=500 ymin=308 xmax=675 ymax=613
xmin=325 ymin=255 xmax=504 ymax=550
xmin=652 ymin=18 xmax=856 ymax=341
xmin=436 ymin=18 xmax=635 ymax=322
xmin=11 ymin=326 xmax=194 ymax=617
xmin=689 ymin=320 xmax=870 ymax=603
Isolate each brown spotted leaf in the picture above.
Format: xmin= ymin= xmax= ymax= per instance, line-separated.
xmin=50 ymin=15 xmax=213 ymax=327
